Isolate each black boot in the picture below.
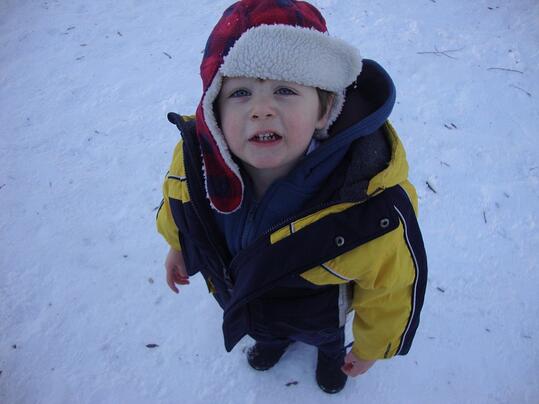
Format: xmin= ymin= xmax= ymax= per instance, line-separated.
xmin=315 ymin=349 xmax=348 ymax=394
xmin=247 ymin=341 xmax=291 ymax=371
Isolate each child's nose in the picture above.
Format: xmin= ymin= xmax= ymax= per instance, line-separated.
xmin=251 ymin=111 xmax=274 ymax=119
xmin=250 ymin=95 xmax=275 ymax=120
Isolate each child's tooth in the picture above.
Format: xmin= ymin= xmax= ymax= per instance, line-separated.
xmin=254 ymin=132 xmax=277 ymax=141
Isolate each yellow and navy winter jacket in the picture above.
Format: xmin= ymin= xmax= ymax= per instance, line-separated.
xmin=157 ymin=60 xmax=427 ymax=361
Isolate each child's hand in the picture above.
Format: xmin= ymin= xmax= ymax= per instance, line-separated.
xmin=165 ymin=247 xmax=189 ymax=293
xmin=341 ymin=350 xmax=376 ymax=377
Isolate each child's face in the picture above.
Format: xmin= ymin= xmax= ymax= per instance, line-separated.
xmin=217 ymin=77 xmax=330 ymax=177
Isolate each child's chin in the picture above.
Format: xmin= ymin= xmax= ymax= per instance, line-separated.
xmin=248 ymin=158 xmax=287 ymax=170
xmin=251 ymin=161 xmax=282 ymax=170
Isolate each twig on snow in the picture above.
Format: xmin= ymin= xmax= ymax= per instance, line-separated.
xmin=483 ymin=211 xmax=487 ymax=224
xmin=417 ymin=47 xmax=464 ymax=60
xmin=509 ymin=84 xmax=532 ymax=97
xmin=163 ymin=52 xmax=172 ymax=59
xmin=426 ymin=181 xmax=437 ymax=193
xmin=487 ymin=67 xmax=523 ymax=74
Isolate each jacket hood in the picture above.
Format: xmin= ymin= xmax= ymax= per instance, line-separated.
xmin=288 ymin=59 xmax=399 ymax=189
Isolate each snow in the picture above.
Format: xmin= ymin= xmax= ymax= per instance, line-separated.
xmin=1 ymin=0 xmax=538 ymax=402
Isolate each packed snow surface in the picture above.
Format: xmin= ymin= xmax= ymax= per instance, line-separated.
xmin=1 ymin=0 xmax=538 ymax=403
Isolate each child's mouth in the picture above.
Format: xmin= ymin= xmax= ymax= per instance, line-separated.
xmin=249 ymin=132 xmax=282 ymax=143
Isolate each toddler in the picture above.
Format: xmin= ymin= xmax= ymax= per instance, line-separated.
xmin=157 ymin=0 xmax=427 ymax=394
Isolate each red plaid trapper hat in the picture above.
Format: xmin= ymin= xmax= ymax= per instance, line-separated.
xmin=196 ymin=0 xmax=362 ymax=213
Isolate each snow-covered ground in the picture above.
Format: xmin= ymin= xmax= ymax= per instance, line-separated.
xmin=1 ymin=0 xmax=538 ymax=403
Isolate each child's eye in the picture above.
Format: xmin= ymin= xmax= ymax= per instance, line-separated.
xmin=275 ymin=87 xmax=297 ymax=95
xmin=229 ymin=89 xmax=251 ymax=98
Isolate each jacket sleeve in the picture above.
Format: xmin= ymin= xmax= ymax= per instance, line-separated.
xmin=156 ymin=140 xmax=187 ymax=252
xmin=351 ymin=182 xmax=427 ymax=360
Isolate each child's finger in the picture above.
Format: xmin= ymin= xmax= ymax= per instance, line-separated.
xmin=173 ymin=269 xmax=190 ymax=284
xmin=166 ymin=274 xmax=180 ymax=294
xmin=177 ymin=265 xmax=188 ymax=278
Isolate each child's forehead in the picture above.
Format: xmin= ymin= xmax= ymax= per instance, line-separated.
xmin=222 ymin=76 xmax=310 ymax=89
xmin=223 ymin=76 xmax=266 ymax=84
